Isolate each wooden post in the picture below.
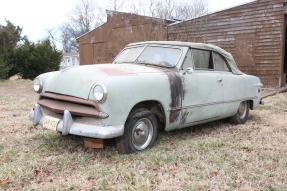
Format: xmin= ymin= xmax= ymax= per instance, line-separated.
xmin=261 ymin=87 xmax=287 ymax=99
xmin=84 ymin=138 xmax=104 ymax=149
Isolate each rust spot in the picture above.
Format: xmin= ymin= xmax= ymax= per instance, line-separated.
xmin=180 ymin=111 xmax=189 ymax=125
xmin=100 ymin=68 xmax=137 ymax=76
xmin=166 ymin=71 xmax=184 ymax=123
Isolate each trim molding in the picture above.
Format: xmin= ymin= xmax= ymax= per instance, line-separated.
xmin=169 ymin=96 xmax=258 ymax=111
xmin=183 ymin=116 xmax=219 ymax=126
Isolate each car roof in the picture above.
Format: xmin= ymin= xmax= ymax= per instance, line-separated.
xmin=127 ymin=41 xmax=243 ymax=75
xmin=128 ymin=41 xmax=233 ymax=59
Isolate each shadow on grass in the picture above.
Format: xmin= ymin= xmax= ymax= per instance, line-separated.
xmin=32 ymin=115 xmax=258 ymax=155
xmin=159 ymin=119 xmax=229 ymax=139
xmin=32 ymin=131 xmax=85 ymax=154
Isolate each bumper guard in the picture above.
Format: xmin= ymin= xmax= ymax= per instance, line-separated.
xmin=29 ymin=104 xmax=124 ymax=139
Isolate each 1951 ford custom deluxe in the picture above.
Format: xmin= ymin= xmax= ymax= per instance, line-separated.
xmin=29 ymin=41 xmax=263 ymax=153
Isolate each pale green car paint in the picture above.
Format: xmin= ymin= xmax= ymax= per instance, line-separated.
xmin=34 ymin=41 xmax=262 ymax=137
xmin=38 ymin=63 xmax=174 ymax=128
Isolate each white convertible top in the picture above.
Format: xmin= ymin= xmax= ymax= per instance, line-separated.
xmin=128 ymin=41 xmax=243 ymax=75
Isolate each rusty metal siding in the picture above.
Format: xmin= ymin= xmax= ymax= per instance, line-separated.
xmin=168 ymin=0 xmax=285 ymax=87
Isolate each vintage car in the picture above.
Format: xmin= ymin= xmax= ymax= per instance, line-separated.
xmin=29 ymin=41 xmax=263 ymax=153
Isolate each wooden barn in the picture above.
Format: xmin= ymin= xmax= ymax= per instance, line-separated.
xmin=77 ymin=10 xmax=176 ymax=65
xmin=78 ymin=0 xmax=287 ymax=87
xmin=168 ymin=0 xmax=287 ymax=87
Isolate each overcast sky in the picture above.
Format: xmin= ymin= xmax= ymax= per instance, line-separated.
xmin=0 ymin=0 xmax=254 ymax=42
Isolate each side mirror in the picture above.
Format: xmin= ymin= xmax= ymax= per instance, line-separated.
xmin=183 ymin=68 xmax=194 ymax=75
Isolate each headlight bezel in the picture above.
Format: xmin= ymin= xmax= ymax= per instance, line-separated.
xmin=33 ymin=78 xmax=43 ymax=93
xmin=93 ymin=83 xmax=107 ymax=103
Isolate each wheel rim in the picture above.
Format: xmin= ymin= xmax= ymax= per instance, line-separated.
xmin=131 ymin=118 xmax=154 ymax=150
xmin=238 ymin=102 xmax=247 ymax=119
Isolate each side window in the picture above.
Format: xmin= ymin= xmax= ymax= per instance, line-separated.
xmin=213 ymin=52 xmax=231 ymax=72
xmin=182 ymin=49 xmax=193 ymax=69
xmin=192 ymin=49 xmax=213 ymax=70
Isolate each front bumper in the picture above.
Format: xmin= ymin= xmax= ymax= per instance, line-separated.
xmin=29 ymin=104 xmax=124 ymax=139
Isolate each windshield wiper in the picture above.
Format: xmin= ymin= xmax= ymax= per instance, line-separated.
xmin=134 ymin=59 xmax=152 ymax=66
xmin=114 ymin=61 xmax=136 ymax=64
xmin=135 ymin=59 xmax=174 ymax=68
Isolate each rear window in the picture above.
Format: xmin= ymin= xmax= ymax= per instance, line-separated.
xmin=213 ymin=52 xmax=230 ymax=72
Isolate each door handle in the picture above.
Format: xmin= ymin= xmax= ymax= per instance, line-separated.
xmin=217 ymin=79 xmax=223 ymax=83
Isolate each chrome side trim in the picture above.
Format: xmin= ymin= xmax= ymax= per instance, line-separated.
xmin=169 ymin=97 xmax=258 ymax=111
xmin=184 ymin=116 xmax=219 ymax=126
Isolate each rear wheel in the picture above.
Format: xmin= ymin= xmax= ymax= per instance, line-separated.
xmin=230 ymin=101 xmax=250 ymax=124
xmin=117 ymin=109 xmax=158 ymax=154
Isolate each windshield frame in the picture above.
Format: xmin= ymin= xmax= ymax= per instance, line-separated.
xmin=112 ymin=45 xmax=146 ymax=64
xmin=113 ymin=44 xmax=185 ymax=68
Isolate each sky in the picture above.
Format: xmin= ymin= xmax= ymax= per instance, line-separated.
xmin=0 ymin=0 xmax=254 ymax=43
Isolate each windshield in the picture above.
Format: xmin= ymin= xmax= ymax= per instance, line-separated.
xmin=114 ymin=45 xmax=182 ymax=68
xmin=114 ymin=46 xmax=145 ymax=63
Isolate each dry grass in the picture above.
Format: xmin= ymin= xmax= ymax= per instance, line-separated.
xmin=0 ymin=80 xmax=287 ymax=190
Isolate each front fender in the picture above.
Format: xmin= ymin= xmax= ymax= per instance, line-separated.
xmin=95 ymin=73 xmax=172 ymax=127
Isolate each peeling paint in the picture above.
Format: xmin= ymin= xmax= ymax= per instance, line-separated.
xmin=180 ymin=111 xmax=189 ymax=125
xmin=166 ymin=71 xmax=184 ymax=123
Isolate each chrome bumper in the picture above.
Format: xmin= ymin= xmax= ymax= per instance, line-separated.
xmin=29 ymin=104 xmax=124 ymax=139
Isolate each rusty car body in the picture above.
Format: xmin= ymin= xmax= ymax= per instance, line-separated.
xmin=29 ymin=41 xmax=263 ymax=153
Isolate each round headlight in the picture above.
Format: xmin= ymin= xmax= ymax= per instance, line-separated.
xmin=93 ymin=84 xmax=107 ymax=103
xmin=33 ymin=78 xmax=43 ymax=93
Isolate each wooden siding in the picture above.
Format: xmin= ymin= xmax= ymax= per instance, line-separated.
xmin=168 ymin=0 xmax=286 ymax=87
xmin=78 ymin=11 xmax=170 ymax=65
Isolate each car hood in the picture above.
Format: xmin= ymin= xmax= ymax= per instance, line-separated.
xmin=43 ymin=63 xmax=166 ymax=99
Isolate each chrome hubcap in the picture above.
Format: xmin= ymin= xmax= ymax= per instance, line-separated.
xmin=132 ymin=118 xmax=153 ymax=150
xmin=238 ymin=102 xmax=247 ymax=119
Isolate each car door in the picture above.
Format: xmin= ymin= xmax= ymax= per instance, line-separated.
xmin=212 ymin=51 xmax=247 ymax=117
xmin=180 ymin=48 xmax=225 ymax=127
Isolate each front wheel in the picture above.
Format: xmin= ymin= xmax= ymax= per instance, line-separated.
xmin=230 ymin=101 xmax=250 ymax=124
xmin=117 ymin=109 xmax=158 ymax=154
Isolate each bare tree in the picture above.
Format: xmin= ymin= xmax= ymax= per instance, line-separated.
xmin=46 ymin=28 xmax=59 ymax=49
xmin=59 ymin=0 xmax=208 ymax=52
xmin=60 ymin=0 xmax=104 ymax=53
xmin=60 ymin=24 xmax=78 ymax=53
xmin=129 ymin=1 xmax=148 ymax=15
xmin=129 ymin=0 xmax=208 ymax=21
xmin=109 ymin=0 xmax=125 ymax=11
xmin=174 ymin=0 xmax=209 ymax=20
xmin=151 ymin=0 xmax=176 ymax=19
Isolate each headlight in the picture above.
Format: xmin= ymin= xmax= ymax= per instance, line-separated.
xmin=33 ymin=78 xmax=43 ymax=93
xmin=93 ymin=84 xmax=107 ymax=103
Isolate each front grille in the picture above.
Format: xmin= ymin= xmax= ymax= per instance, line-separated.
xmin=38 ymin=92 xmax=107 ymax=118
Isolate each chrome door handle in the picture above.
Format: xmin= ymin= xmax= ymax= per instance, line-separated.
xmin=217 ymin=79 xmax=223 ymax=83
